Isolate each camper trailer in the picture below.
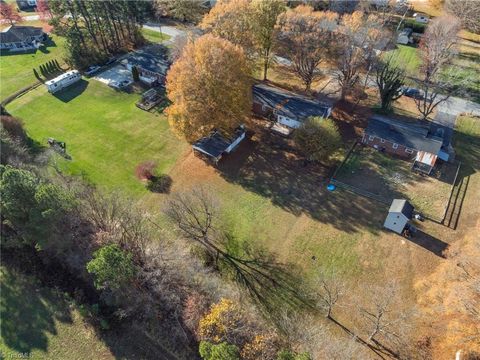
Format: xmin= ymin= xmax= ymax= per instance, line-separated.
xmin=45 ymin=70 xmax=81 ymax=94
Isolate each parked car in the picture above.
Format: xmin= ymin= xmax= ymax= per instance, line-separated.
xmin=402 ymin=87 xmax=423 ymax=100
xmin=84 ymin=65 xmax=100 ymax=76
xmin=109 ymin=79 xmax=132 ymax=90
xmin=104 ymin=57 xmax=117 ymax=66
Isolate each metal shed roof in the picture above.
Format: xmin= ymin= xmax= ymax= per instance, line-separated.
xmin=388 ymin=199 xmax=414 ymax=219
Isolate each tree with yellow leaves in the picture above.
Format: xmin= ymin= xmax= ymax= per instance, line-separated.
xmin=200 ymin=0 xmax=255 ymax=55
xmin=165 ymin=34 xmax=252 ymax=142
xmin=276 ymin=5 xmax=338 ymax=91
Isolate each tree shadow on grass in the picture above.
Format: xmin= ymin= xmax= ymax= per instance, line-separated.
xmin=0 ymin=266 xmax=73 ymax=354
xmin=217 ymin=128 xmax=383 ymax=235
xmin=53 ymin=80 xmax=89 ymax=103
xmin=219 ymin=234 xmax=315 ymax=329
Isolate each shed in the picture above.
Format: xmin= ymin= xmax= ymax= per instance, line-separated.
xmin=192 ymin=126 xmax=246 ymax=164
xmin=384 ymin=199 xmax=414 ymax=234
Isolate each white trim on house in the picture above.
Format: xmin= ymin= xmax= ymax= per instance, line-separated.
xmin=392 ymin=143 xmax=399 ymax=149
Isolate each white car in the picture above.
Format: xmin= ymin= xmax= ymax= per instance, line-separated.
xmin=109 ymin=79 xmax=133 ymax=90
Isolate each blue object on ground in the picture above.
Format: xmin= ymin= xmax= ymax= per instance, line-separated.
xmin=327 ymin=184 xmax=336 ymax=191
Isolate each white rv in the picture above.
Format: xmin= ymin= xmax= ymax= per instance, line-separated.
xmin=45 ymin=70 xmax=81 ymax=93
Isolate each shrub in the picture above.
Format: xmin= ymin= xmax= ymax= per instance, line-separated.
xmin=146 ymin=174 xmax=172 ymax=193
xmin=182 ymin=292 xmax=210 ymax=338
xmin=294 ymin=117 xmax=343 ymax=163
xmin=199 ymin=341 xmax=240 ymax=360
xmin=132 ymin=65 xmax=140 ymax=82
xmin=86 ymin=244 xmax=136 ymax=290
xmin=0 ymin=116 xmax=27 ymax=143
xmin=135 ymin=161 xmax=156 ymax=181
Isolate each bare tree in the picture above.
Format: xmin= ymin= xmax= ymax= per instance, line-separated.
xmin=445 ymin=0 xmax=480 ymax=34
xmin=334 ymin=11 xmax=389 ymax=100
xmin=358 ymin=282 xmax=411 ymax=348
xmin=164 ymin=186 xmax=311 ymax=314
xmin=375 ymin=57 xmax=405 ymax=111
xmin=314 ymin=271 xmax=345 ymax=319
xmin=414 ymin=15 xmax=461 ymax=120
xmin=276 ymin=5 xmax=338 ymax=91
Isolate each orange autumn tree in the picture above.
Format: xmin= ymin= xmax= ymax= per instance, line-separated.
xmin=165 ymin=34 xmax=252 ymax=142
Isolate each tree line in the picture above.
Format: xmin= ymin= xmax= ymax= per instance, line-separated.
xmin=48 ymin=0 xmax=150 ymax=68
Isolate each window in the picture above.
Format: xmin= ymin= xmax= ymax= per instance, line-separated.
xmin=405 ymin=148 xmax=413 ymax=154
xmin=381 ymin=139 xmax=385 ymax=143
xmin=392 ymin=143 xmax=398 ymax=149
xmin=369 ymin=135 xmax=375 ymax=141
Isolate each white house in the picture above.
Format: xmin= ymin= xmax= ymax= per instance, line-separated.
xmin=384 ymin=199 xmax=414 ymax=234
xmin=0 ymin=25 xmax=45 ymax=52
xmin=253 ymin=83 xmax=333 ymax=130
xmin=45 ymin=70 xmax=82 ymax=93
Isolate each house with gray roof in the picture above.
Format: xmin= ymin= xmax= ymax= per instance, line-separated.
xmin=120 ymin=49 xmax=170 ymax=86
xmin=363 ymin=115 xmax=450 ymax=174
xmin=252 ymin=83 xmax=333 ymax=130
xmin=0 ymin=25 xmax=45 ymax=52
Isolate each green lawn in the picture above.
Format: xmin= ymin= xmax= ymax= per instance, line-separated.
xmin=141 ymin=28 xmax=171 ymax=43
xmin=0 ymin=33 xmax=66 ymax=99
xmin=385 ymin=44 xmax=421 ymax=78
xmin=6 ymin=80 xmax=188 ymax=194
xmin=0 ymin=266 xmax=114 ymax=360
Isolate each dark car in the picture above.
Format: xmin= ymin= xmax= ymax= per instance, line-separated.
xmin=84 ymin=65 xmax=100 ymax=76
xmin=402 ymin=87 xmax=423 ymax=100
xmin=104 ymin=57 xmax=117 ymax=66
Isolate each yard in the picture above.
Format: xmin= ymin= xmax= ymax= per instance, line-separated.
xmin=141 ymin=28 xmax=171 ymax=43
xmin=0 ymin=22 xmax=65 ymax=99
xmin=0 ymin=266 xmax=114 ymax=360
xmin=6 ymin=80 xmax=187 ymax=194
xmin=334 ymin=145 xmax=456 ymax=219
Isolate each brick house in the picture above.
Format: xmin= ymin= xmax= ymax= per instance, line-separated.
xmin=362 ymin=116 xmax=446 ymax=174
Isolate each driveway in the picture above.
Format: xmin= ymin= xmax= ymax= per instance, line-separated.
xmin=94 ymin=64 xmax=132 ymax=87
xmin=437 ymin=97 xmax=480 ymax=117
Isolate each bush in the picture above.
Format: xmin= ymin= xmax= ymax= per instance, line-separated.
xmin=135 ymin=161 xmax=156 ymax=181
xmin=0 ymin=116 xmax=27 ymax=143
xmin=199 ymin=341 xmax=240 ymax=360
xmin=182 ymin=292 xmax=210 ymax=338
xmin=146 ymin=174 xmax=172 ymax=193
xmin=294 ymin=117 xmax=342 ymax=163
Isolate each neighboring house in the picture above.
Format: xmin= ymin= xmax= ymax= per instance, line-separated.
xmin=413 ymin=13 xmax=429 ymax=23
xmin=397 ymin=28 xmax=413 ymax=45
xmin=0 ymin=25 xmax=45 ymax=52
xmin=192 ymin=126 xmax=246 ymax=165
xmin=121 ymin=50 xmax=170 ymax=87
xmin=362 ymin=115 xmax=451 ymax=175
xmin=384 ymin=199 xmax=414 ymax=235
xmin=45 ymin=70 xmax=82 ymax=94
xmin=253 ymin=83 xmax=333 ymax=130
xmin=16 ymin=0 xmax=37 ymax=10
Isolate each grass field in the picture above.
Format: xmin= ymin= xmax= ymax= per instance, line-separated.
xmin=6 ymin=80 xmax=188 ymax=194
xmin=141 ymin=28 xmax=171 ymax=43
xmin=0 ymin=31 xmax=65 ymax=99
xmin=0 ymin=266 xmax=114 ymax=360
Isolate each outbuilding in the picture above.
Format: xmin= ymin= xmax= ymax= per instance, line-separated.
xmin=384 ymin=199 xmax=414 ymax=234
xmin=397 ymin=28 xmax=413 ymax=45
xmin=192 ymin=126 xmax=246 ymax=165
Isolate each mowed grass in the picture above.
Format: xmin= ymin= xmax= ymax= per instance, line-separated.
xmin=0 ymin=266 xmax=114 ymax=360
xmin=0 ymin=28 xmax=65 ymax=98
xmin=141 ymin=28 xmax=171 ymax=43
xmin=6 ymin=80 xmax=188 ymax=194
